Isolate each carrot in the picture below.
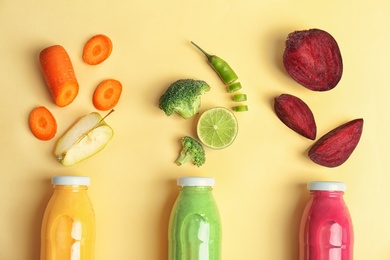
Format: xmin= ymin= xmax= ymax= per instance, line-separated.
xmin=82 ymin=34 xmax=113 ymax=65
xmin=93 ymin=79 xmax=122 ymax=111
xmin=39 ymin=45 xmax=79 ymax=107
xmin=29 ymin=106 xmax=57 ymax=141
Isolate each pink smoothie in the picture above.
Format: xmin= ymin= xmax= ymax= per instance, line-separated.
xmin=299 ymin=181 xmax=353 ymax=260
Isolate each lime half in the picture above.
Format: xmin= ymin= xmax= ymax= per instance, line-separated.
xmin=197 ymin=107 xmax=238 ymax=149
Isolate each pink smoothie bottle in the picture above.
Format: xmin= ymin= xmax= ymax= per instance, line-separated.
xmin=299 ymin=181 xmax=353 ymax=260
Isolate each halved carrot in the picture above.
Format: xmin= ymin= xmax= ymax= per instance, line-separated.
xmin=83 ymin=34 xmax=113 ymax=65
xmin=39 ymin=45 xmax=79 ymax=107
xmin=93 ymin=79 xmax=122 ymax=111
xmin=29 ymin=106 xmax=57 ymax=141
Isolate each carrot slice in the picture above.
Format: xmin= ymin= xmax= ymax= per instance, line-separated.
xmin=83 ymin=34 xmax=113 ymax=65
xmin=93 ymin=79 xmax=122 ymax=111
xmin=29 ymin=106 xmax=57 ymax=140
xmin=39 ymin=45 xmax=79 ymax=107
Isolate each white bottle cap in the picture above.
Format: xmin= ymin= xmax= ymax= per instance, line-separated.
xmin=52 ymin=176 xmax=90 ymax=186
xmin=177 ymin=177 xmax=215 ymax=187
xmin=308 ymin=181 xmax=346 ymax=191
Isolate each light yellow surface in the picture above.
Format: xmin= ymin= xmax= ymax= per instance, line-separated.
xmin=1 ymin=0 xmax=389 ymax=259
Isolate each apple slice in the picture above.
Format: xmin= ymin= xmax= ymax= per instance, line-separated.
xmin=55 ymin=111 xmax=114 ymax=166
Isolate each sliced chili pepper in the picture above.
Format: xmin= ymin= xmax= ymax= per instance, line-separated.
xmin=233 ymin=105 xmax=249 ymax=112
xmin=233 ymin=93 xmax=247 ymax=102
xmin=227 ymin=82 xmax=242 ymax=93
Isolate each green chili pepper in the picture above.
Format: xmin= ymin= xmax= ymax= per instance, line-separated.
xmin=233 ymin=93 xmax=247 ymax=102
xmin=191 ymin=41 xmax=238 ymax=85
xmin=227 ymin=82 xmax=242 ymax=93
xmin=233 ymin=105 xmax=249 ymax=112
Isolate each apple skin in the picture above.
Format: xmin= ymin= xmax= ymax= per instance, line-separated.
xmin=55 ymin=112 xmax=114 ymax=166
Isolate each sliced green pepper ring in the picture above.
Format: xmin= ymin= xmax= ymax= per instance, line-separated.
xmin=227 ymin=82 xmax=242 ymax=93
xmin=233 ymin=105 xmax=249 ymax=112
xmin=233 ymin=93 xmax=247 ymax=102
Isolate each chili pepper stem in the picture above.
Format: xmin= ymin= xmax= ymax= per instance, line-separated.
xmin=191 ymin=41 xmax=213 ymax=62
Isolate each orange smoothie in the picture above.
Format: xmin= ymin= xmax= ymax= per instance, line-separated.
xmin=41 ymin=176 xmax=95 ymax=260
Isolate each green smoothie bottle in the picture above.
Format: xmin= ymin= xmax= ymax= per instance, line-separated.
xmin=168 ymin=177 xmax=222 ymax=260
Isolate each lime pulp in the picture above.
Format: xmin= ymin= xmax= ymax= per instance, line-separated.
xmin=196 ymin=107 xmax=238 ymax=149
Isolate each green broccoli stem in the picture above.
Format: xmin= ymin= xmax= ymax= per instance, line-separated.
xmin=175 ymin=152 xmax=193 ymax=166
xmin=178 ymin=109 xmax=197 ymax=119
xmin=176 ymin=98 xmax=201 ymax=119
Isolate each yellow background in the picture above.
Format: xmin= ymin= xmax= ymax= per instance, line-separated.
xmin=1 ymin=0 xmax=389 ymax=259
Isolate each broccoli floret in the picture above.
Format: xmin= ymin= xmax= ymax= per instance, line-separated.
xmin=175 ymin=136 xmax=206 ymax=167
xmin=159 ymin=79 xmax=210 ymax=119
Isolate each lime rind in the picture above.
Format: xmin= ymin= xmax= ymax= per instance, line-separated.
xmin=197 ymin=107 xmax=238 ymax=149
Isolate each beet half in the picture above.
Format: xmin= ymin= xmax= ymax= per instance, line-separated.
xmin=283 ymin=28 xmax=343 ymax=91
xmin=274 ymin=94 xmax=317 ymax=140
xmin=309 ymin=118 xmax=363 ymax=167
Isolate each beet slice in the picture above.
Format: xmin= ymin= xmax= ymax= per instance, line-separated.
xmin=308 ymin=118 xmax=363 ymax=167
xmin=274 ymin=94 xmax=317 ymax=140
xmin=283 ymin=28 xmax=343 ymax=91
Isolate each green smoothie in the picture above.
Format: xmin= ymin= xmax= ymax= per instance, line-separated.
xmin=168 ymin=177 xmax=222 ymax=260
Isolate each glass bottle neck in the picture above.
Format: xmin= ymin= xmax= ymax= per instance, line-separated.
xmin=310 ymin=190 xmax=344 ymax=198
xmin=53 ymin=185 xmax=89 ymax=192
xmin=179 ymin=186 xmax=213 ymax=192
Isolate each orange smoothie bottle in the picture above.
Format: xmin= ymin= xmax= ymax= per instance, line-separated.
xmin=41 ymin=176 xmax=96 ymax=260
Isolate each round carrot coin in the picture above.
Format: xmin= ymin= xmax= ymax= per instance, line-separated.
xmin=83 ymin=34 xmax=113 ymax=65
xmin=29 ymin=106 xmax=57 ymax=140
xmin=93 ymin=79 xmax=122 ymax=110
